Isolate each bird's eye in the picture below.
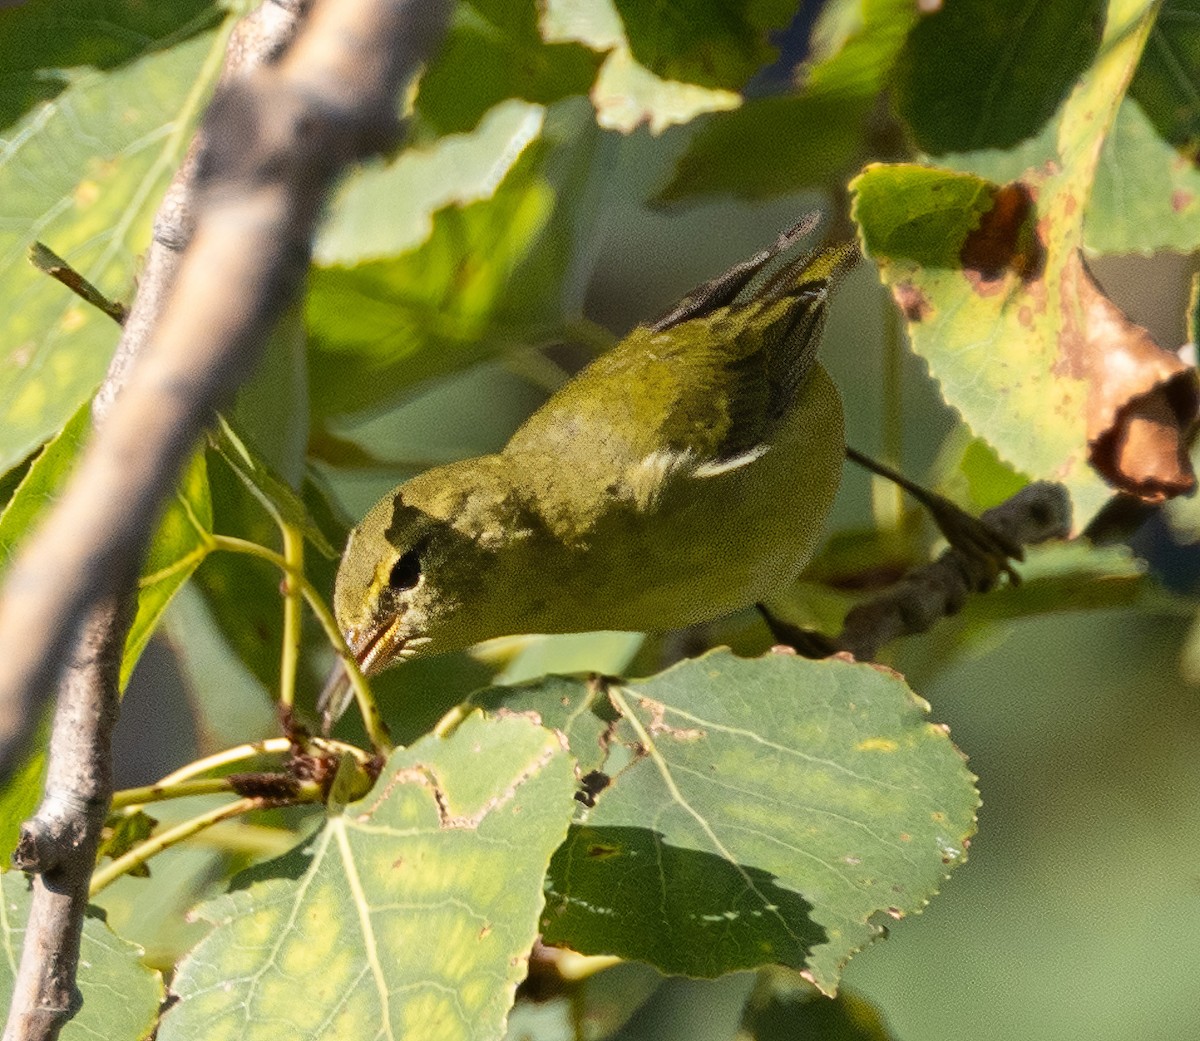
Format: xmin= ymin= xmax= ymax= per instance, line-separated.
xmin=388 ymin=549 xmax=422 ymax=591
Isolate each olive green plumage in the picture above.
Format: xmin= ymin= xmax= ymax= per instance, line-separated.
xmin=332 ymin=226 xmax=853 ymax=677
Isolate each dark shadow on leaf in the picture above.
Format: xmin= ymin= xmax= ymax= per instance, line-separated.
xmin=0 ymin=0 xmax=222 ymax=132
xmin=541 ymin=824 xmax=826 ymax=977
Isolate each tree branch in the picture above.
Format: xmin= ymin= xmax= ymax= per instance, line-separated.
xmin=0 ymin=1 xmax=450 ymax=1038
xmin=763 ymin=482 xmax=1073 ymax=662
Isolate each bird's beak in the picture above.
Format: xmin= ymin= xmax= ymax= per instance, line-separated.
xmin=346 ymin=615 xmax=406 ymax=676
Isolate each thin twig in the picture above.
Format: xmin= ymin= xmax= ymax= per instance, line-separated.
xmin=89 ymin=797 xmax=283 ymax=896
xmin=210 ymin=535 xmax=392 ymax=753
xmin=279 ymin=524 xmax=305 ymax=709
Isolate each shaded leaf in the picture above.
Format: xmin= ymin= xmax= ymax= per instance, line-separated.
xmin=98 ymin=810 xmax=158 ymax=878
xmin=541 ymin=0 xmax=741 ymax=134
xmin=852 ymin=0 xmax=1200 ymax=526
xmin=0 ymin=0 xmax=219 ymax=131
xmin=0 ymin=9 xmax=233 ymax=471
xmin=613 ymin=0 xmax=796 ymax=91
xmin=1128 ymin=0 xmax=1200 ymax=153
xmin=417 ymin=0 xmax=602 ymax=134
xmin=306 ymin=143 xmax=559 ymax=419
xmin=0 ymin=873 xmax=163 ymax=1041
xmin=471 ymin=650 xmax=979 ymax=994
xmin=160 ymin=584 xmax=277 ymax=753
xmin=228 ymin=304 xmax=309 ymax=487
xmin=893 ymin=0 xmax=1105 ymax=155
xmin=160 ymin=712 xmax=577 ymax=1041
xmin=737 ymin=967 xmax=896 ymax=1041
xmin=657 ymin=0 xmax=917 ymax=201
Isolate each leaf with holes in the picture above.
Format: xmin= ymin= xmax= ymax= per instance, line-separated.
xmin=158 ymin=712 xmax=577 ymax=1041
xmin=470 ymin=650 xmax=979 ymax=995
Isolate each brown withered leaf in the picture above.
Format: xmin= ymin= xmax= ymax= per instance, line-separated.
xmin=1071 ymin=253 xmax=1198 ymax=502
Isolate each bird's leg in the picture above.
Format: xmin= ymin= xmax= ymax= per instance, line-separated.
xmin=756 ymin=603 xmax=840 ymax=659
xmin=845 ymin=446 xmax=1024 ymax=587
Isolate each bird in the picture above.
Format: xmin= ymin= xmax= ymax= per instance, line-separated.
xmin=326 ymin=218 xmax=850 ymax=721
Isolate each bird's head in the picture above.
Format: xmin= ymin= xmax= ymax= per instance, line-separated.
xmin=332 ymin=458 xmax=530 ymax=675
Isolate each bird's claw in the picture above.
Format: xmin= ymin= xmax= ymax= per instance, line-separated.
xmin=926 ymin=496 xmax=1024 ymax=590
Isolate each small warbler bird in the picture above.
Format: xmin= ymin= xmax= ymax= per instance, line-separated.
xmin=328 ymin=219 xmax=851 ymax=719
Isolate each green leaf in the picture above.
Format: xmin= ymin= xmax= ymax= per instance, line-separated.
xmin=210 ymin=417 xmax=336 ymax=558
xmin=472 ymin=650 xmax=979 ymax=994
xmin=227 ymin=304 xmax=310 ymax=487
xmin=613 ymin=0 xmax=796 ymax=91
xmin=0 ymin=717 xmax=46 ymax=866
xmin=0 ymin=395 xmax=213 ymax=688
xmin=1086 ymin=81 xmax=1200 ymax=253
xmin=161 ymin=584 xmax=277 ymax=749
xmin=306 ymin=142 xmax=559 ymax=419
xmin=737 ymin=967 xmax=897 ymax=1041
xmin=416 ymin=0 xmax=602 ymax=134
xmin=1128 ymin=0 xmax=1200 ymax=152
xmin=0 ymin=6 xmax=234 ymax=472
xmin=893 ymin=0 xmax=1105 ymax=155
xmin=657 ymin=0 xmax=917 ymax=201
xmin=316 ymin=99 xmax=548 ymax=266
xmin=851 ymin=2 xmax=1174 ymax=524
xmin=0 ymin=0 xmax=219 ymax=131
xmin=160 ymin=712 xmax=577 ymax=1041
xmin=122 ymin=446 xmax=213 ymax=688
xmin=0 ymin=874 xmax=163 ymax=1041
xmin=0 ymin=401 xmax=90 ymax=574
xmin=541 ymin=0 xmax=741 ymax=134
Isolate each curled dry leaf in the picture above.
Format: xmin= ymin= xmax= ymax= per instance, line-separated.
xmin=1068 ymin=252 xmax=1199 ymax=502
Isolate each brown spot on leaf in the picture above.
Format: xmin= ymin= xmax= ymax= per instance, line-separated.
xmin=893 ymin=282 xmax=932 ymax=322
xmin=1172 ymin=189 xmax=1194 ymax=213
xmin=1018 ymin=305 xmax=1034 ymax=328
xmin=960 ymin=181 xmax=1044 ymax=292
xmin=1065 ymin=253 xmax=1199 ymax=501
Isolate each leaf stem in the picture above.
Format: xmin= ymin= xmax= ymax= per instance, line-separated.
xmin=209 ymin=534 xmax=393 ymax=755
xmin=110 ymin=776 xmax=242 ymax=810
xmin=90 ymin=795 xmax=300 ymax=896
xmin=128 ymin=737 xmax=292 ymax=793
xmin=27 ymin=242 xmax=128 ymax=326
xmin=279 ymin=523 xmax=304 ymax=709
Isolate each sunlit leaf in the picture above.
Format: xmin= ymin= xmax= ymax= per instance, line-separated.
xmin=160 ymin=712 xmax=577 ymax=1041
xmin=0 ymin=873 xmax=163 ymax=1041
xmin=541 ymin=0 xmax=741 ymax=134
xmin=472 ymin=650 xmax=979 ymax=994
xmin=0 ymin=3 xmax=234 ymax=471
xmin=122 ymin=447 xmax=213 ymax=688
